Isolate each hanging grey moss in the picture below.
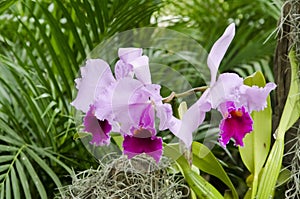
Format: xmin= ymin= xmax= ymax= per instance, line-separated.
xmin=275 ymin=0 xmax=300 ymax=198
xmin=56 ymin=154 xmax=190 ymax=199
xmin=285 ymin=126 xmax=300 ymax=198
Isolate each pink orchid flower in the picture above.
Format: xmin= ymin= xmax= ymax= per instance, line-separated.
xmin=171 ymin=23 xmax=276 ymax=147
xmin=71 ymin=48 xmax=175 ymax=162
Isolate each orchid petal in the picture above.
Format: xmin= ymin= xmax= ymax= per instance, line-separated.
xmin=71 ymin=59 xmax=112 ymax=112
xmin=93 ymin=66 xmax=116 ymax=121
xmin=239 ymin=82 xmax=277 ymax=113
xmin=84 ymin=105 xmax=112 ymax=146
xmin=145 ymin=84 xmax=162 ymax=101
xmin=219 ymin=101 xmax=235 ymax=117
xmin=208 ymin=73 xmax=243 ymax=109
xmin=114 ymin=60 xmax=134 ymax=80
xmin=93 ymin=84 xmax=115 ymax=123
xmin=168 ymin=91 xmax=211 ymax=147
xmin=207 ymin=23 xmax=235 ymax=85
xmin=156 ymin=103 xmax=173 ymax=130
xmin=130 ymin=55 xmax=152 ymax=84
xmin=110 ymin=77 xmax=148 ymax=133
xmin=219 ymin=105 xmax=253 ymax=147
xmin=137 ymin=103 xmax=156 ymax=136
xmin=118 ymin=48 xmax=143 ymax=63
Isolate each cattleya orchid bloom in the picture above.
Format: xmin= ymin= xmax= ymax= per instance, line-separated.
xmin=71 ymin=48 xmax=174 ymax=162
xmin=122 ymin=103 xmax=163 ymax=163
xmin=171 ymin=23 xmax=276 ymax=148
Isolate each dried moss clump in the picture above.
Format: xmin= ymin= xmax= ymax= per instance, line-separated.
xmin=56 ymin=154 xmax=190 ymax=199
xmin=285 ymin=127 xmax=300 ymax=199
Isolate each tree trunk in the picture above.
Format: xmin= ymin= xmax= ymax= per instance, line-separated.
xmin=273 ymin=1 xmax=300 ymax=165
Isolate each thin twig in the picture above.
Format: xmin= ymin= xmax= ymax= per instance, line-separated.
xmin=162 ymin=86 xmax=208 ymax=103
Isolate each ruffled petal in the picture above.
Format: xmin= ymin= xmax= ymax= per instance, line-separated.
xmin=94 ymin=68 xmax=116 ymax=121
xmin=208 ymin=73 xmax=243 ymax=109
xmin=238 ymin=82 xmax=277 ymax=113
xmin=84 ymin=105 xmax=112 ymax=146
xmin=130 ymin=55 xmax=152 ymax=84
xmin=129 ymin=84 xmax=161 ymax=104
xmin=207 ymin=23 xmax=235 ymax=85
xmin=218 ymin=101 xmax=235 ymax=117
xmin=144 ymin=84 xmax=162 ymax=102
xmin=114 ymin=60 xmax=134 ymax=80
xmin=115 ymin=48 xmax=145 ymax=80
xmin=110 ymin=78 xmax=149 ymax=133
xmin=156 ymin=103 xmax=173 ymax=131
xmin=123 ymin=135 xmax=163 ymax=163
xmin=219 ymin=105 xmax=253 ymax=147
xmin=71 ymin=59 xmax=112 ymax=112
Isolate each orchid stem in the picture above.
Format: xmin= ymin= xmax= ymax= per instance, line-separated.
xmin=162 ymin=86 xmax=208 ymax=103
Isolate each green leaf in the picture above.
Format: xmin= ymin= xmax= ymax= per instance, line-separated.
xmin=73 ymin=132 xmax=91 ymax=140
xmin=183 ymin=168 xmax=224 ymax=199
xmin=5 ymin=173 xmax=10 ymax=199
xmin=256 ymin=50 xmax=300 ymax=198
xmin=0 ymin=145 xmax=18 ymax=152
xmin=111 ymin=134 xmax=124 ymax=150
xmin=239 ymin=71 xmax=272 ymax=198
xmin=0 ymin=0 xmax=18 ymax=13
xmin=30 ymin=146 xmax=73 ymax=175
xmin=276 ymin=168 xmax=291 ymax=187
xmin=256 ymin=139 xmax=284 ymax=198
xmin=192 ymin=142 xmax=238 ymax=199
xmin=0 ymin=181 xmax=4 ymax=199
xmin=15 ymin=159 xmax=31 ymax=199
xmin=276 ymin=51 xmax=300 ymax=139
xmin=20 ymin=153 xmax=47 ymax=199
xmin=0 ymin=135 xmax=23 ymax=147
xmin=0 ymin=155 xmax=14 ymax=163
xmin=10 ymin=167 xmax=20 ymax=199
xmin=26 ymin=148 xmax=62 ymax=190
xmin=164 ymin=143 xmax=223 ymax=198
xmin=0 ymin=165 xmax=9 ymax=173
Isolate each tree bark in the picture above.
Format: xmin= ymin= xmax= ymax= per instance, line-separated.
xmin=273 ymin=1 xmax=300 ymax=165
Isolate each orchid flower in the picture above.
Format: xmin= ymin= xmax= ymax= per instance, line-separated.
xmin=71 ymin=59 xmax=115 ymax=146
xmin=171 ymin=23 xmax=276 ymax=148
xmin=204 ymin=24 xmax=276 ymax=147
xmin=71 ymin=48 xmax=174 ymax=162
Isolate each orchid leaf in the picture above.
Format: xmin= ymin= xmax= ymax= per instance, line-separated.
xmin=256 ymin=50 xmax=300 ymax=198
xmin=111 ymin=134 xmax=124 ymax=150
xmin=183 ymin=168 xmax=223 ymax=199
xmin=73 ymin=132 xmax=90 ymax=140
xmin=276 ymin=168 xmax=291 ymax=187
xmin=240 ymin=71 xmax=272 ymax=174
xmin=276 ymin=52 xmax=300 ymax=139
xmin=164 ymin=143 xmax=223 ymax=198
xmin=192 ymin=142 xmax=238 ymax=199
xmin=238 ymin=71 xmax=272 ymax=198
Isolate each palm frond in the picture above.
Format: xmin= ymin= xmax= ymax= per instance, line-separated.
xmin=0 ymin=0 xmax=162 ymax=197
xmin=157 ymin=0 xmax=282 ymax=80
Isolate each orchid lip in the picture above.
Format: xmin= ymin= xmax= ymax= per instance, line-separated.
xmin=219 ymin=105 xmax=253 ymax=147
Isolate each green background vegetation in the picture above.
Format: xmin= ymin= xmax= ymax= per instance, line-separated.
xmin=0 ymin=0 xmax=294 ymax=198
